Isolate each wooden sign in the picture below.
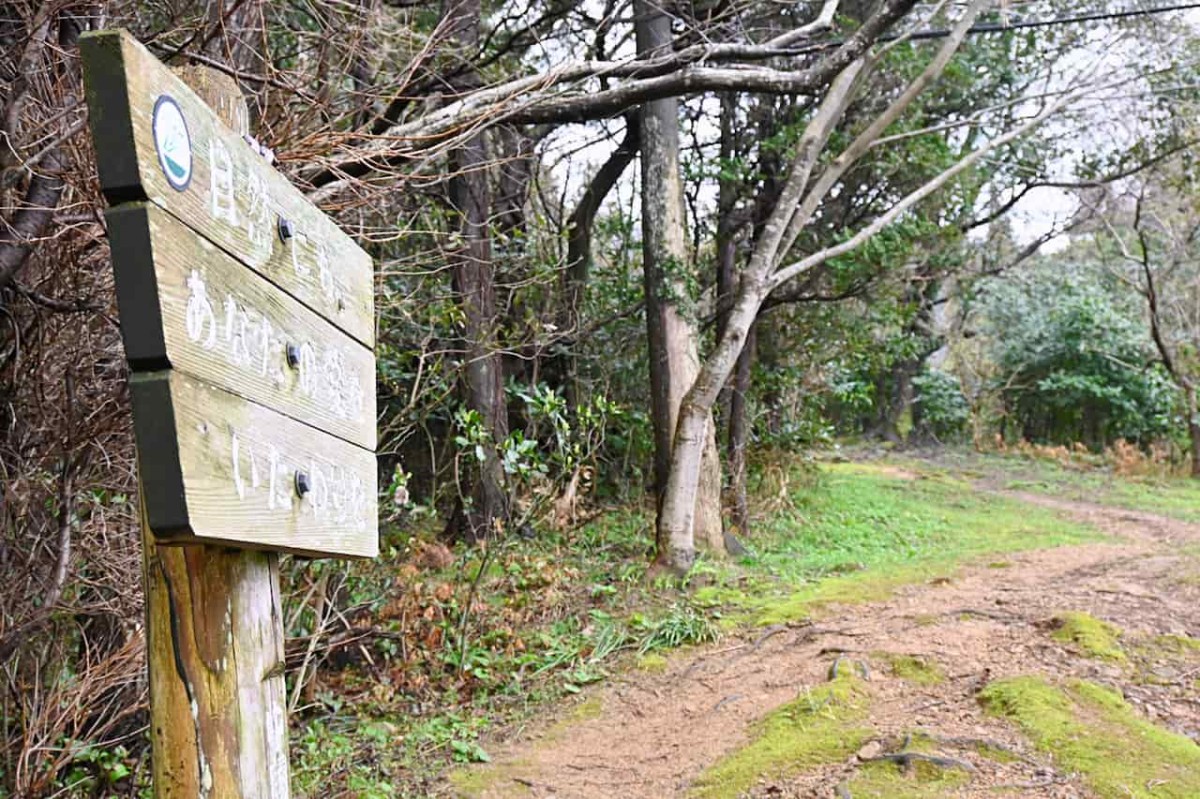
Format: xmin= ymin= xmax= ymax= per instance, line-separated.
xmin=107 ymin=203 xmax=376 ymax=450
xmin=82 ymin=29 xmax=374 ymax=348
xmin=132 ymin=371 xmax=378 ymax=557
xmin=82 ymin=29 xmax=379 ymax=558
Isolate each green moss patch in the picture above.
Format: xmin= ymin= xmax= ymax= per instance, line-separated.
xmin=1049 ymin=612 xmax=1126 ymax=661
xmin=980 ymin=676 xmax=1200 ymax=798
xmin=752 ymin=563 xmax=949 ymax=625
xmin=691 ymin=673 xmax=870 ymax=799
xmin=447 ymin=758 xmax=533 ymax=798
xmin=635 ymin=653 xmax=669 ymax=672
xmin=1150 ymin=634 xmax=1200 ymax=655
xmin=847 ymin=758 xmax=971 ymax=798
xmin=878 ymin=653 xmax=945 ymax=686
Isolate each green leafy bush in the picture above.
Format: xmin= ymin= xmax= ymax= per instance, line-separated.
xmin=912 ymin=369 xmax=970 ymax=441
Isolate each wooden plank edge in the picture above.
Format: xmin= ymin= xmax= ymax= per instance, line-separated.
xmin=152 ymin=531 xmax=378 ymax=560
xmin=80 ymin=31 xmax=143 ymax=205
xmin=129 ymin=371 xmax=189 ymax=534
xmin=106 ymin=204 xmax=169 ymax=370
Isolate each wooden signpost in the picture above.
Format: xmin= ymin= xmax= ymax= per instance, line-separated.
xmin=81 ymin=29 xmax=379 ymax=796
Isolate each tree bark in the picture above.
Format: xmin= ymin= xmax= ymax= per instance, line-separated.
xmin=1187 ymin=387 xmax=1200 ymax=478
xmin=727 ymin=324 xmax=755 ymax=536
xmin=444 ymin=0 xmax=509 ymax=541
xmin=716 ymin=92 xmax=755 ymax=538
xmin=715 ymin=92 xmax=740 ymax=430
xmin=636 ymin=0 xmax=723 ymax=572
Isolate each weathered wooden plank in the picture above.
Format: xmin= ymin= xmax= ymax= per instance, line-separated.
xmin=80 ymin=29 xmax=375 ymax=347
xmin=133 ymin=371 xmax=378 ymax=557
xmin=108 ymin=202 xmax=376 ymax=450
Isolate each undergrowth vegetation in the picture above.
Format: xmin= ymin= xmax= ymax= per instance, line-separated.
xmin=289 ymin=452 xmax=1104 ymax=796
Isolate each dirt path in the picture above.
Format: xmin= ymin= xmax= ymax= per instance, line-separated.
xmin=453 ymin=494 xmax=1200 ymax=798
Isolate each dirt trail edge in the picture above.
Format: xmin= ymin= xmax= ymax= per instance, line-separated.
xmin=450 ymin=494 xmax=1200 ymax=798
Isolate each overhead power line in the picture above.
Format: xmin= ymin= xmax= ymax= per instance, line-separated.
xmin=888 ymin=2 xmax=1200 ymax=44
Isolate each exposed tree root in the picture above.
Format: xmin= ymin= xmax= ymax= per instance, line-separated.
xmin=862 ymin=751 xmax=978 ymax=772
xmin=828 ymin=654 xmax=870 ymax=680
xmin=948 ymin=607 xmax=1023 ymax=622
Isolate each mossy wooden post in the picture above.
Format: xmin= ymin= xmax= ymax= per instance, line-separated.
xmin=142 ymin=68 xmax=291 ymax=798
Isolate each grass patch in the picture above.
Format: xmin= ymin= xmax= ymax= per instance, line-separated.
xmin=1049 ymin=612 xmax=1126 ymax=662
xmin=447 ymin=759 xmax=533 ymax=799
xmin=916 ymin=448 xmax=1200 ymax=524
xmin=980 ymin=676 xmax=1200 ymax=798
xmin=691 ymin=673 xmax=870 ymax=799
xmin=878 ymin=653 xmax=945 ymax=686
xmin=752 ymin=564 xmax=949 ymax=625
xmin=727 ymin=462 xmax=1097 ymax=624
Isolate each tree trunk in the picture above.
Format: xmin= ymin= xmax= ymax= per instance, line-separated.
xmin=727 ymin=323 xmax=755 ymax=536
xmin=715 ymin=92 xmax=739 ymax=429
xmin=878 ymin=358 xmax=916 ymax=444
xmin=559 ymin=118 xmax=639 ymax=407
xmin=636 ymin=0 xmax=723 ymax=571
xmin=1186 ymin=387 xmax=1200 ymax=479
xmin=444 ymin=0 xmax=508 ymax=541
xmin=875 ymin=278 xmax=941 ymax=445
xmin=657 ymin=278 xmax=765 ymax=568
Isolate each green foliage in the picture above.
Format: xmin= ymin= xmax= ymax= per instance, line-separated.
xmin=980 ymin=677 xmax=1200 ymax=798
xmin=912 ymin=370 xmax=970 ymax=441
xmin=293 ymin=718 xmax=404 ymax=799
xmin=633 ymin=605 xmax=721 ymax=654
xmin=976 ymin=255 xmax=1179 ymax=448
xmin=55 ymin=743 xmax=143 ymax=797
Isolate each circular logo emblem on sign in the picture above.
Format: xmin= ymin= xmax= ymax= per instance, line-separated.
xmin=152 ymin=95 xmax=192 ymax=191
